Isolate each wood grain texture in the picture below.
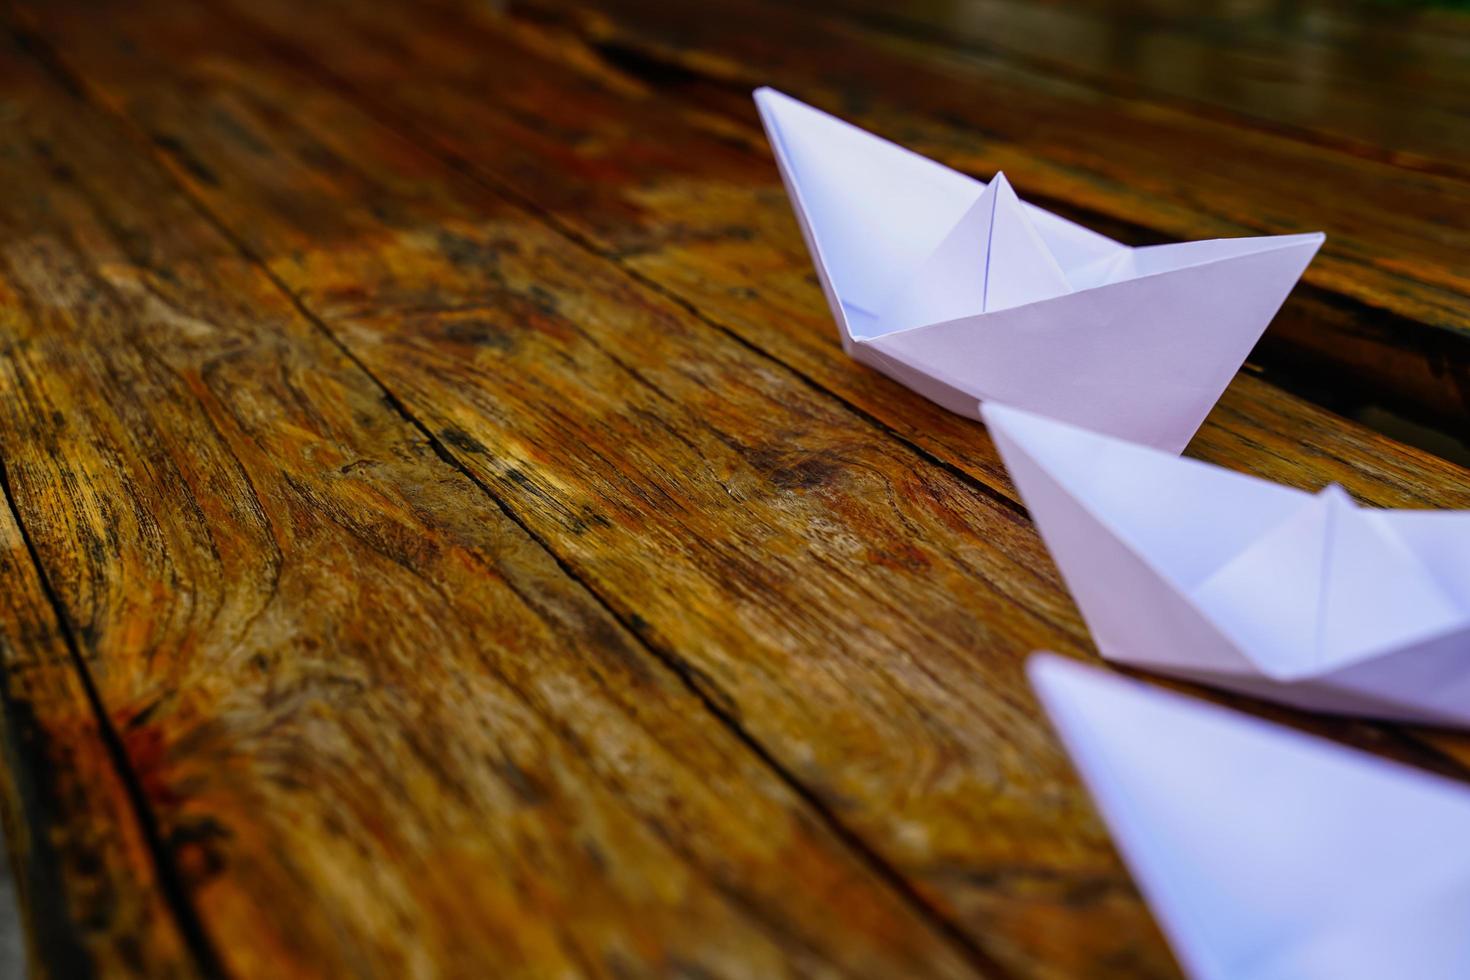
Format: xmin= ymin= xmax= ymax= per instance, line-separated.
xmin=0 ymin=477 xmax=194 ymax=978
xmin=0 ymin=0 xmax=1465 ymax=977
xmin=504 ymin=0 xmax=1470 ymax=429
xmin=0 ymin=16 xmax=983 ymax=979
xmin=13 ymin=0 xmax=1470 ymax=977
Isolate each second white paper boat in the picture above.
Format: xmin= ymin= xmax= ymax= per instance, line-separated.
xmin=986 ymin=403 xmax=1470 ymax=727
xmin=755 ymin=87 xmax=1324 ymax=453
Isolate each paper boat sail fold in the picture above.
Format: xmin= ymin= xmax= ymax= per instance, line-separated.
xmin=1030 ymin=654 xmax=1470 ymax=980
xmin=880 ymin=172 xmax=1074 ymax=329
xmin=986 ymin=403 xmax=1470 ymax=726
xmin=755 ymin=87 xmax=1325 ymax=453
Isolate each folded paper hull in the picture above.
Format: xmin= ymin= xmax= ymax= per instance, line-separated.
xmin=864 ymin=233 xmax=1322 ymax=453
xmin=1137 ymin=629 xmax=1470 ymax=728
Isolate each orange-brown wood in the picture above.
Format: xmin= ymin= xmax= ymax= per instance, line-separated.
xmin=0 ymin=0 xmax=1465 ymax=977
xmin=0 ymin=14 xmax=982 ymax=978
xmin=0 ymin=489 xmax=194 ymax=977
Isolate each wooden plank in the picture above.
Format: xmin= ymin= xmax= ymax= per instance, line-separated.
xmin=507 ymin=0 xmax=1470 ymax=430
xmin=0 ymin=19 xmax=981 ymax=979
xmin=0 ymin=488 xmax=195 ymax=977
xmin=794 ymin=0 xmax=1470 ymax=179
xmin=27 ymin=0 xmax=1470 ymax=975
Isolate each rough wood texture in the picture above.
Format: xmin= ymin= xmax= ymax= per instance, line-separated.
xmin=0 ymin=0 xmax=1465 ymax=977
xmin=0 ymin=476 xmax=193 ymax=977
xmin=0 ymin=12 xmax=979 ymax=979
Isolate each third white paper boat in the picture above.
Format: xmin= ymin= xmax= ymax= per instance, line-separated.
xmin=1030 ymin=653 xmax=1470 ymax=980
xmin=755 ymin=87 xmax=1324 ymax=453
xmin=986 ymin=403 xmax=1470 ymax=727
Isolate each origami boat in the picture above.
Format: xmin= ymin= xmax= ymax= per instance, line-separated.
xmin=1030 ymin=654 xmax=1470 ymax=980
xmin=986 ymin=403 xmax=1470 ymax=727
xmin=755 ymin=87 xmax=1325 ymax=453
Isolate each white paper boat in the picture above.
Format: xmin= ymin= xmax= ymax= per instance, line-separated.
xmin=754 ymin=87 xmax=1324 ymax=453
xmin=986 ymin=402 xmax=1470 ymax=727
xmin=1029 ymin=653 xmax=1470 ymax=980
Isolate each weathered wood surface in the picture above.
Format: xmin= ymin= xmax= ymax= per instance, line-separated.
xmin=0 ymin=0 xmax=1465 ymax=977
xmin=0 ymin=12 xmax=981 ymax=979
xmin=0 ymin=463 xmax=192 ymax=976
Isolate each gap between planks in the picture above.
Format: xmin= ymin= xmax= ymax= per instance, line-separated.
xmin=0 ymin=458 xmax=227 ymax=978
